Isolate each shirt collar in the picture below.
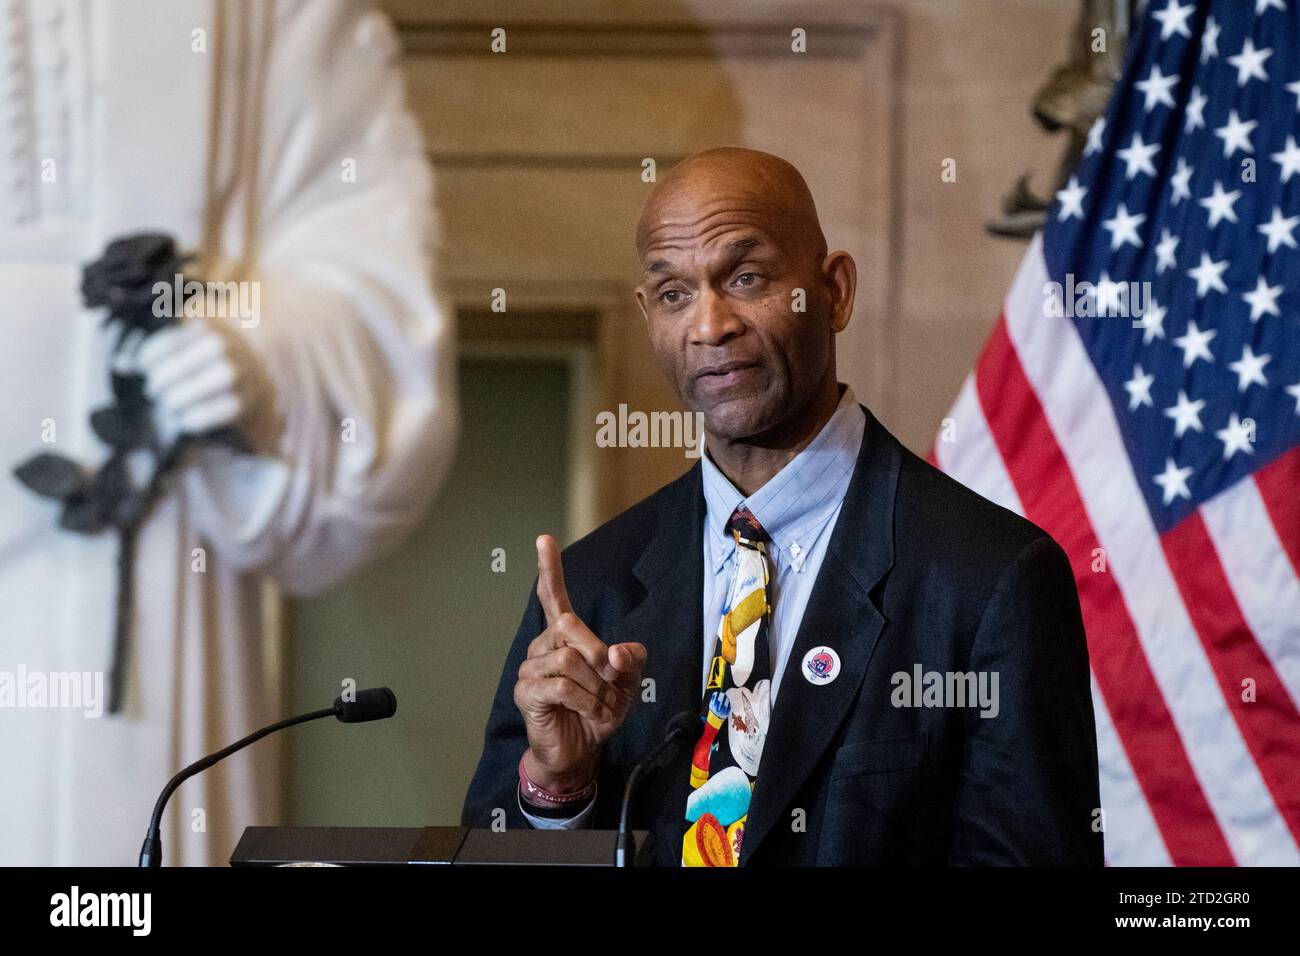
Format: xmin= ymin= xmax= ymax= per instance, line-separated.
xmin=700 ymin=384 xmax=865 ymax=573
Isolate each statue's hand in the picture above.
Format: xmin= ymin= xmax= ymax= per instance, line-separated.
xmin=136 ymin=317 xmax=280 ymax=453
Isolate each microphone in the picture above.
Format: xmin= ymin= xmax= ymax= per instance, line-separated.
xmin=334 ymin=686 xmax=397 ymax=723
xmin=616 ymin=709 xmax=698 ymax=868
xmin=138 ymin=687 xmax=398 ymax=867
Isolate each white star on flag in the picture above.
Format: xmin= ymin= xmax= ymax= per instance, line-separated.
xmin=1187 ymin=251 xmax=1230 ymax=298
xmin=1258 ymin=207 xmax=1300 ymax=252
xmin=1155 ymin=229 xmax=1179 ymax=273
xmin=1228 ymin=344 xmax=1271 ymax=391
xmin=1242 ymin=276 xmax=1283 ymax=321
xmin=1170 ymin=157 xmax=1194 ymax=204
xmin=1056 ymin=176 xmax=1087 ymax=221
xmin=1174 ymin=319 xmax=1217 ymax=367
xmin=1185 ymin=86 xmax=1209 ymax=131
xmin=1125 ymin=364 xmax=1156 ymax=410
xmin=1228 ymin=38 xmax=1273 ymax=86
xmin=1164 ymin=390 xmax=1206 ymax=437
xmin=1154 ymin=457 xmax=1194 ymax=504
xmin=1137 ymin=65 xmax=1180 ymax=110
xmin=1153 ymin=0 xmax=1194 ymax=41
xmin=1104 ymin=203 xmax=1146 ymax=250
xmin=1084 ymin=117 xmax=1106 ymax=156
xmin=1136 ymin=297 xmax=1168 ymax=344
xmin=1118 ymin=132 xmax=1161 ymax=178
xmin=1214 ymin=110 xmax=1258 ymax=156
xmin=1215 ymin=413 xmax=1255 ymax=459
xmin=1201 ymin=16 xmax=1221 ymax=63
xmin=1199 ymin=180 xmax=1241 ymax=227
xmin=1271 ymin=135 xmax=1300 ymax=182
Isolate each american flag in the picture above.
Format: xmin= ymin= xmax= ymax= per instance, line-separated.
xmin=934 ymin=0 xmax=1300 ymax=865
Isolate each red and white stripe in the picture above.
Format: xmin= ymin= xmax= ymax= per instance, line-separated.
xmin=934 ymin=235 xmax=1300 ymax=866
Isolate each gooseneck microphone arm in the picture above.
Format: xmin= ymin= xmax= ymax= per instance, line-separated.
xmin=138 ymin=688 xmax=397 ymax=867
xmin=616 ymin=709 xmax=698 ymax=868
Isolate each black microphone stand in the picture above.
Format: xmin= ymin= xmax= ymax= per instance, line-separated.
xmin=139 ymin=689 xmax=395 ymax=867
xmin=139 ymin=707 xmax=334 ymax=867
xmin=616 ymin=710 xmax=697 ymax=868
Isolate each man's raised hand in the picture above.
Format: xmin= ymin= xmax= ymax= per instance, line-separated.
xmin=514 ymin=534 xmax=647 ymax=795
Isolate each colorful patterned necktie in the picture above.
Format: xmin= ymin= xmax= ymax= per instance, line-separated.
xmin=682 ymin=506 xmax=773 ymax=867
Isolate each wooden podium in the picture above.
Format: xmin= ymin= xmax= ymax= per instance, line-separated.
xmin=230 ymin=826 xmax=653 ymax=867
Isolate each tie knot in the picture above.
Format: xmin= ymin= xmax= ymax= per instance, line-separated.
xmin=726 ymin=506 xmax=769 ymax=545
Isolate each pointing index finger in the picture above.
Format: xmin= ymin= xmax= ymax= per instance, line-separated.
xmin=536 ymin=534 xmax=573 ymax=628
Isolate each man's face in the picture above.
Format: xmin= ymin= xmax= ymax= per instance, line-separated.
xmin=636 ymin=196 xmax=836 ymax=442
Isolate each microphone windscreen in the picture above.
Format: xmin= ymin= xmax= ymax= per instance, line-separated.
xmin=334 ymin=687 xmax=397 ymax=723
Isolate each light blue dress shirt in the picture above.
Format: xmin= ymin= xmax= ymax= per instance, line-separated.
xmin=522 ymin=385 xmax=866 ymax=828
xmin=699 ymin=384 xmax=865 ymax=705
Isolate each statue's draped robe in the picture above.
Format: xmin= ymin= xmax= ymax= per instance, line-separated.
xmin=0 ymin=0 xmax=456 ymax=865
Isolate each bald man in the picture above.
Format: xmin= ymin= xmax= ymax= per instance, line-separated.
xmin=463 ymin=148 xmax=1103 ymax=866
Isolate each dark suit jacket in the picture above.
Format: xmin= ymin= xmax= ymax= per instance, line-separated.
xmin=463 ymin=408 xmax=1104 ymax=866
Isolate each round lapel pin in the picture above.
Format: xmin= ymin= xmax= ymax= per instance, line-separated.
xmin=801 ymin=645 xmax=841 ymax=686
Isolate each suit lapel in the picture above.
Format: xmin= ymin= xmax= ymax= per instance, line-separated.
xmin=740 ymin=409 xmax=902 ymax=864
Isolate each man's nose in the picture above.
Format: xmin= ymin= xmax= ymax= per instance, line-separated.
xmin=689 ymin=288 xmax=744 ymax=346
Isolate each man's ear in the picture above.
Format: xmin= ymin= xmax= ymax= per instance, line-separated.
xmin=634 ymin=289 xmax=650 ymax=324
xmin=823 ymin=251 xmax=857 ymax=334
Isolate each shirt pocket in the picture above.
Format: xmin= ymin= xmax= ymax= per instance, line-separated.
xmin=829 ymin=731 xmax=929 ymax=781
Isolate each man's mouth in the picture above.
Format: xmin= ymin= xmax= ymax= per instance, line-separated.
xmin=693 ymin=361 xmax=761 ymax=392
xmin=696 ymin=360 xmax=759 ymax=378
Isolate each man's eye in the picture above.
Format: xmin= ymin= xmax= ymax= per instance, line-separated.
xmin=660 ymin=289 xmax=684 ymax=304
xmin=734 ymin=272 xmax=761 ymax=287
